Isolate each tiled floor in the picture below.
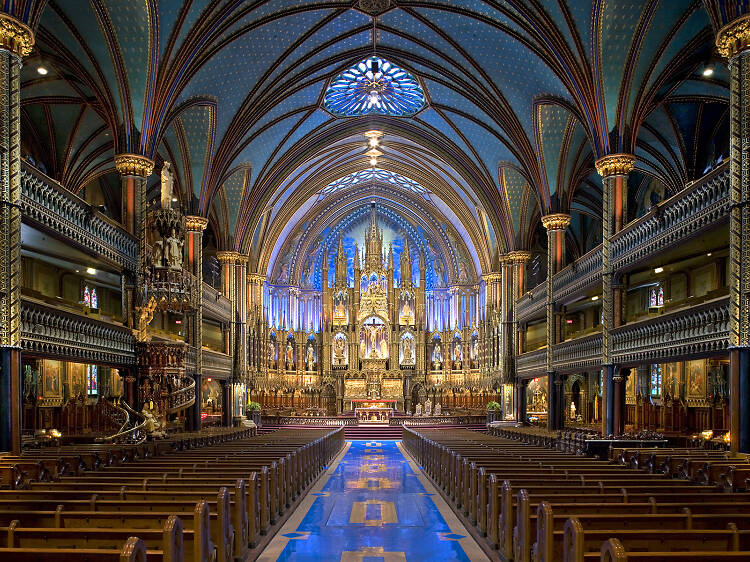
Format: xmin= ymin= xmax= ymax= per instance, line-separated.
xmin=258 ymin=440 xmax=489 ymax=561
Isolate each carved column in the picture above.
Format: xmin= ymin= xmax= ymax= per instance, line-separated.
xmin=184 ymin=216 xmax=207 ymax=431
xmin=0 ymin=14 xmax=32 ymax=454
xmin=114 ymin=154 xmax=154 ymax=330
xmin=506 ymin=251 xmax=530 ymax=423
xmin=595 ymin=154 xmax=635 ymax=436
xmin=216 ymin=251 xmax=240 ymax=424
xmin=717 ymin=16 xmax=750 ymax=452
xmin=542 ymin=214 xmax=571 ymax=431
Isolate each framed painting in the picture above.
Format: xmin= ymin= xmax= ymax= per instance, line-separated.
xmin=41 ymin=359 xmax=62 ymax=398
xmin=687 ymin=359 xmax=706 ymax=399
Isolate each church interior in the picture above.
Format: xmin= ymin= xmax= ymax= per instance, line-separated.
xmin=1 ymin=0 xmax=750 ymax=560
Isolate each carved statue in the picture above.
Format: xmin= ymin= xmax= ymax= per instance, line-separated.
xmin=424 ymin=398 xmax=432 ymax=416
xmin=165 ymin=228 xmax=184 ymax=270
xmin=402 ymin=336 xmax=414 ymax=364
xmin=433 ymin=342 xmax=442 ymax=362
xmin=434 ymin=402 xmax=441 ymax=416
xmin=360 ymin=338 xmax=367 ymax=359
xmin=161 ymin=161 xmax=174 ymax=210
xmin=306 ymin=344 xmax=315 ymax=371
xmin=415 ymin=403 xmax=422 ymax=416
xmin=285 ymin=341 xmax=294 ymax=369
xmin=333 ymin=337 xmax=347 ymax=365
xmin=152 ymin=239 xmax=165 ymax=269
xmin=570 ymin=401 xmax=576 ymax=420
xmin=335 ymin=300 xmax=346 ymax=319
xmin=369 ymin=325 xmax=379 ymax=357
xmin=379 ymin=336 xmax=388 ymax=359
xmin=133 ymin=296 xmax=157 ymax=342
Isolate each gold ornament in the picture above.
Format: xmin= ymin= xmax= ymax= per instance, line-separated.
xmin=185 ymin=216 xmax=209 ymax=232
xmin=717 ymin=15 xmax=750 ymax=59
xmin=216 ymin=251 xmax=244 ymax=264
xmin=114 ymin=154 xmax=155 ymax=177
xmin=541 ymin=213 xmax=572 ymax=231
xmin=0 ymin=14 xmax=34 ymax=58
xmin=594 ymin=153 xmax=635 ymax=178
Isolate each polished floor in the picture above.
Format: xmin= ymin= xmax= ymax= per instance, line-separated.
xmin=259 ymin=440 xmax=489 ymax=561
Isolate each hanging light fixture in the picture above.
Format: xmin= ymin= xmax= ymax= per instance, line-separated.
xmin=363 ymin=130 xmax=384 ymax=167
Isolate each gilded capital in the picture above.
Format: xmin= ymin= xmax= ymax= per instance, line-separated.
xmin=248 ymin=273 xmax=267 ymax=283
xmin=506 ymin=250 xmax=532 ymax=264
xmin=0 ymin=14 xmax=34 ymax=58
xmin=115 ymin=153 xmax=155 ymax=177
xmin=216 ymin=251 xmax=240 ymax=264
xmin=717 ymin=15 xmax=750 ymax=59
xmin=541 ymin=213 xmax=571 ymax=231
xmin=185 ymin=216 xmax=209 ymax=232
xmin=594 ymin=153 xmax=635 ymax=178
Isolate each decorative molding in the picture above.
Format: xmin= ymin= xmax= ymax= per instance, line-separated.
xmin=185 ymin=216 xmax=209 ymax=232
xmin=541 ymin=213 xmax=571 ymax=231
xmin=216 ymin=250 xmax=243 ymax=264
xmin=0 ymin=14 xmax=34 ymax=58
xmin=594 ymin=153 xmax=636 ymax=178
xmin=506 ymin=250 xmax=532 ymax=263
xmin=717 ymin=14 xmax=750 ymax=59
xmin=114 ymin=154 xmax=155 ymax=178
xmin=20 ymin=164 xmax=138 ymax=270
xmin=21 ymin=298 xmax=136 ymax=365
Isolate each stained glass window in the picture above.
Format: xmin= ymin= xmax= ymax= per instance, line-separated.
xmin=320 ymin=168 xmax=427 ymax=199
xmin=87 ymin=365 xmax=98 ymax=396
xmin=324 ymin=56 xmax=426 ymax=117
xmin=90 ymin=288 xmax=98 ymax=309
xmin=649 ymin=285 xmax=664 ymax=308
xmin=650 ymin=364 xmax=662 ymax=397
xmin=83 ymin=286 xmax=90 ymax=307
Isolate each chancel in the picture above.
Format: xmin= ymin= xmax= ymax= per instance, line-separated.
xmin=1 ymin=1 xmax=750 ymax=561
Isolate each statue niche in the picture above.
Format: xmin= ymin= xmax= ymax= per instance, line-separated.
xmin=400 ymin=333 xmax=415 ymax=366
xmin=360 ymin=316 xmax=388 ymax=360
xmin=332 ymin=333 xmax=348 ymax=366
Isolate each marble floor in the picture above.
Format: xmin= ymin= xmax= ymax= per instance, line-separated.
xmin=258 ymin=440 xmax=489 ymax=561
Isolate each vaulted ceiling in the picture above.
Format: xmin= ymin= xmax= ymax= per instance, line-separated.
xmin=12 ymin=0 xmax=743 ymax=275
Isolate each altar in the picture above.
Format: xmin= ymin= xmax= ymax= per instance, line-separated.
xmin=351 ymin=399 xmax=397 ymax=424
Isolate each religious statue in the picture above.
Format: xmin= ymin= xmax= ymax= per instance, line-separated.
xmin=161 ymin=161 xmax=174 ymax=210
xmin=285 ymin=341 xmax=294 ymax=369
xmin=424 ymin=398 xmax=432 ymax=416
xmin=333 ymin=338 xmax=346 ymax=366
xmin=433 ymin=341 xmax=442 ymax=369
xmin=141 ymin=404 xmax=165 ymax=437
xmin=402 ymin=337 xmax=414 ymax=365
xmin=152 ymin=238 xmax=165 ymax=269
xmin=453 ymin=344 xmax=462 ymax=368
xmin=334 ymin=300 xmax=346 ymax=320
xmin=360 ymin=338 xmax=367 ymax=359
xmin=379 ymin=336 xmax=388 ymax=359
xmin=306 ymin=344 xmax=315 ymax=371
xmin=165 ymin=228 xmax=184 ymax=270
xmin=570 ymin=401 xmax=576 ymax=421
xmin=415 ymin=403 xmax=422 ymax=416
xmin=434 ymin=402 xmax=441 ymax=416
xmin=471 ymin=338 xmax=478 ymax=361
xmin=400 ymin=300 xmax=413 ymax=324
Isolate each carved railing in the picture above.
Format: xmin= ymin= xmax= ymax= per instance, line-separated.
xmin=392 ymin=415 xmax=486 ymax=426
xmin=552 ymin=333 xmax=602 ymax=374
xmin=516 ymin=348 xmax=546 ymax=378
xmin=611 ymin=296 xmax=729 ymax=366
xmin=612 ymin=164 xmax=730 ymax=270
xmin=21 ymin=297 xmax=135 ymax=365
xmin=516 ymin=283 xmax=546 ymax=323
xmin=167 ymin=374 xmax=196 ymax=414
xmin=202 ymin=283 xmax=232 ymax=322
xmin=20 ymin=163 xmax=138 ymax=271
xmin=203 ymin=349 xmax=232 ymax=379
xmin=260 ymin=415 xmax=358 ymax=426
xmin=185 ymin=345 xmax=197 ymax=372
xmin=552 ymin=245 xmax=603 ymax=304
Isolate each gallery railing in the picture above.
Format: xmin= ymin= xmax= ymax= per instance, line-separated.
xmin=611 ymin=296 xmax=730 ymax=366
xmin=202 ymin=283 xmax=232 ymax=322
xmin=203 ymin=349 xmax=232 ymax=379
xmin=21 ymin=297 xmax=136 ymax=365
xmin=552 ymin=333 xmax=603 ymax=374
xmin=516 ymin=283 xmax=546 ymax=323
xmin=20 ymin=163 xmax=138 ymax=271
xmin=515 ymin=348 xmax=546 ymax=378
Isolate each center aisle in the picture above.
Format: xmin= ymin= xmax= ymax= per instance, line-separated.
xmin=258 ymin=440 xmax=489 ymax=561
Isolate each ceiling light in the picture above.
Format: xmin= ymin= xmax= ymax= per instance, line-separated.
xmin=654 ymin=267 xmax=663 ymax=274
xmin=365 ymin=148 xmax=383 ymax=158
xmin=369 ymin=157 xmax=378 ymax=167
xmin=369 ymin=137 xmax=379 ymax=148
xmin=36 ymin=66 xmax=48 ymax=75
xmin=702 ymin=67 xmax=714 ymax=77
xmin=86 ymin=267 xmax=96 ymax=275
xmin=591 ymin=296 xmax=599 ymax=301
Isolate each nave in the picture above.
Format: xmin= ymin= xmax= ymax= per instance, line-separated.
xmin=259 ymin=440 xmax=488 ymax=561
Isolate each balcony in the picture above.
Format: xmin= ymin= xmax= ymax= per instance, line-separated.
xmin=611 ymin=295 xmax=729 ymax=366
xmin=202 ymin=283 xmax=232 ymax=322
xmin=516 ymin=283 xmax=546 ymax=323
xmin=21 ymin=297 xmax=135 ymax=365
xmin=552 ymin=333 xmax=602 ymax=374
xmin=20 ymin=163 xmax=138 ymax=271
xmin=202 ymin=348 xmax=233 ymax=379
xmin=516 ymin=348 xmax=546 ymax=378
